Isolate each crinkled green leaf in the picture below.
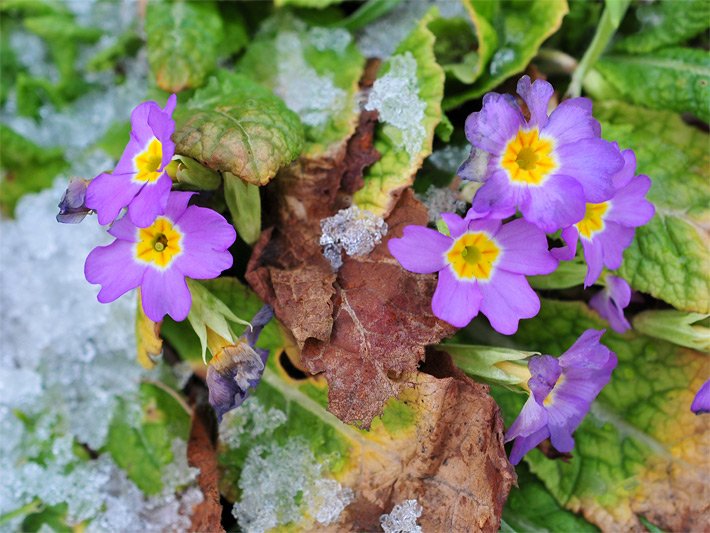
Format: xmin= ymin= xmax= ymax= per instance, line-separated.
xmin=86 ymin=30 xmax=142 ymax=72
xmin=237 ymin=15 xmax=364 ymax=156
xmin=443 ymin=0 xmax=568 ymax=110
xmin=595 ymin=101 xmax=710 ymax=313
xmin=491 ymin=299 xmax=709 ymax=531
xmin=336 ymin=0 xmax=402 ymax=32
xmin=503 ymin=463 xmax=598 ymax=532
xmin=106 ymin=382 xmax=191 ymax=495
xmin=0 ymin=125 xmax=68 ymax=215
xmin=217 ymin=3 xmax=249 ymax=58
xmin=588 ymin=47 xmax=710 ymax=122
xmin=224 ymin=173 xmax=261 ymax=246
xmin=614 ymin=0 xmax=710 ymax=53
xmin=353 ymin=8 xmax=445 ymax=217
xmin=146 ymin=1 xmax=224 ymax=92
xmin=173 ymin=71 xmax=304 ymax=186
xmin=428 ymin=17 xmax=480 ymax=84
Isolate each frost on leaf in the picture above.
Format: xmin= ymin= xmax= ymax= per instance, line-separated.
xmin=320 ymin=206 xmax=388 ymax=270
xmin=416 ymin=185 xmax=466 ymax=224
xmin=364 ymin=51 xmax=426 ymax=158
xmin=380 ymin=499 xmax=423 ymax=533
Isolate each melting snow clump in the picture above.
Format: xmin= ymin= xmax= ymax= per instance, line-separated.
xmin=365 ymin=52 xmax=425 ymax=158
xmin=417 ymin=185 xmax=466 ymax=224
xmin=233 ymin=439 xmax=354 ymax=532
xmin=308 ymin=26 xmax=352 ymax=53
xmin=380 ymin=499 xmax=423 ymax=533
xmin=275 ymin=31 xmax=347 ymax=128
xmin=219 ymin=396 xmax=288 ymax=449
xmin=320 ymin=206 xmax=388 ymax=270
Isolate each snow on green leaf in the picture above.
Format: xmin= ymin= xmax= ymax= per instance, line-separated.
xmin=353 ymin=8 xmax=445 ymax=217
xmin=589 ymin=47 xmax=710 ymax=122
xmin=173 ymin=71 xmax=304 ymax=186
xmin=146 ymin=1 xmax=224 ymax=93
xmin=596 ymin=101 xmax=710 ymax=313
xmin=444 ymin=0 xmax=568 ymax=110
xmin=491 ymin=299 xmax=709 ymax=532
xmin=237 ymin=16 xmax=364 ymax=156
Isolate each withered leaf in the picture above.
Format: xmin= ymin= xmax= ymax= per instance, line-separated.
xmin=188 ymin=405 xmax=224 ymax=533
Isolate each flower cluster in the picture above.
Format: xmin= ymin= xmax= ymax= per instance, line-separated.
xmin=389 ymin=76 xmax=654 ymax=335
xmin=60 ymin=95 xmax=237 ymax=323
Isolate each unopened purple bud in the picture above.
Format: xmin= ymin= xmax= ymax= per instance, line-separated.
xmin=57 ymin=178 xmax=92 ymax=224
xmin=691 ymin=378 xmax=710 ymax=415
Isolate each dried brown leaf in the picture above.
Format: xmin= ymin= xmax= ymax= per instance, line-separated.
xmin=188 ymin=405 xmax=224 ymax=533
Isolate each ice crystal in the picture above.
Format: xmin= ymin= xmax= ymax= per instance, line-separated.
xmin=364 ymin=52 xmax=426 ymax=158
xmin=320 ymin=206 xmax=388 ymax=270
xmin=489 ymin=47 xmax=516 ymax=76
xmin=233 ymin=439 xmax=353 ymax=533
xmin=429 ymin=144 xmax=473 ymax=175
xmin=380 ymin=499 xmax=423 ymax=533
xmin=417 ymin=185 xmax=466 ymax=224
xmin=308 ymin=26 xmax=352 ymax=53
xmin=220 ymin=397 xmax=288 ymax=449
xmin=275 ymin=31 xmax=347 ymax=128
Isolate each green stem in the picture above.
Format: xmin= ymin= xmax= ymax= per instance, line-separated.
xmin=566 ymin=0 xmax=630 ymax=98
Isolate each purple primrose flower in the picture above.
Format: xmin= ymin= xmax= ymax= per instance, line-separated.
xmin=207 ymin=305 xmax=274 ymax=422
xmin=388 ymin=209 xmax=558 ymax=334
xmin=84 ymin=191 xmax=236 ymax=322
xmin=589 ymin=275 xmax=632 ymax=333
xmin=553 ymin=147 xmax=655 ymax=287
xmin=691 ymin=378 xmax=710 ymax=415
xmin=505 ymin=329 xmax=617 ymax=465
xmin=86 ymin=94 xmax=177 ymax=228
xmin=463 ymin=76 xmax=624 ymax=233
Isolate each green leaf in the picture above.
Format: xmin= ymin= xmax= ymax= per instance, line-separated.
xmin=528 ymin=259 xmax=587 ymax=290
xmin=443 ymin=0 xmax=568 ymax=110
xmin=443 ymin=343 xmax=536 ymax=386
xmin=275 ymin=0 xmax=342 ymax=7
xmin=632 ymin=310 xmax=710 ymax=352
xmin=614 ymin=0 xmax=710 ymax=53
xmin=588 ymin=47 xmax=710 ymax=122
xmin=503 ymin=463 xmax=598 ymax=532
xmin=171 ymin=155 xmax=222 ymax=191
xmin=224 ymin=173 xmax=262 ymax=246
xmin=335 ymin=0 xmax=402 ymax=32
xmin=492 ymin=299 xmax=709 ymax=531
xmin=595 ymin=101 xmax=710 ymax=313
xmin=146 ymin=1 xmax=224 ymax=92
xmin=0 ymin=125 xmax=68 ymax=215
xmin=353 ymin=8 xmax=445 ymax=217
xmin=106 ymin=382 xmax=191 ymax=495
xmin=173 ymin=71 xmax=304 ymax=186
xmin=428 ymin=17 xmax=480 ymax=84
xmin=86 ymin=30 xmax=142 ymax=72
xmin=604 ymin=0 xmax=630 ymax=28
xmin=237 ymin=15 xmax=365 ymax=156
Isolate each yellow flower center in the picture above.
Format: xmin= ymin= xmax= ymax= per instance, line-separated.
xmin=135 ymin=216 xmax=183 ymax=269
xmin=133 ymin=138 xmax=164 ymax=183
xmin=543 ymin=374 xmax=565 ymax=407
xmin=446 ymin=232 xmax=501 ymax=280
xmin=576 ymin=202 xmax=610 ymax=239
xmin=501 ymin=128 xmax=557 ymax=185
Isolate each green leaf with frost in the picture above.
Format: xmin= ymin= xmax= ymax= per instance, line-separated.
xmin=173 ymin=71 xmax=304 ymax=186
xmin=503 ymin=463 xmax=598 ymax=532
xmin=237 ymin=16 xmax=364 ymax=156
xmin=146 ymin=1 xmax=224 ymax=93
xmin=106 ymin=382 xmax=191 ymax=495
xmin=587 ymin=47 xmax=710 ymax=122
xmin=0 ymin=125 xmax=68 ymax=215
xmin=490 ymin=299 xmax=709 ymax=531
xmin=353 ymin=8 xmax=445 ymax=217
xmin=633 ymin=311 xmax=710 ymax=352
xmin=613 ymin=0 xmax=710 ymax=54
xmin=595 ymin=101 xmax=710 ymax=313
xmin=224 ymin=173 xmax=262 ymax=246
xmin=444 ymin=0 xmax=568 ymax=110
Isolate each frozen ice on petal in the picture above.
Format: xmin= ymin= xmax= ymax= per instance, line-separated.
xmin=417 ymin=185 xmax=466 ymax=224
xmin=320 ymin=206 xmax=388 ymax=270
xmin=380 ymin=499 xmax=423 ymax=533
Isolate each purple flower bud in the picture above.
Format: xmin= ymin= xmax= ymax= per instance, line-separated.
xmin=589 ymin=275 xmax=632 ymax=333
xmin=206 ymin=305 xmax=273 ymax=421
xmin=57 ymin=178 xmax=92 ymax=224
xmin=691 ymin=378 xmax=710 ymax=415
xmin=505 ymin=329 xmax=617 ymax=464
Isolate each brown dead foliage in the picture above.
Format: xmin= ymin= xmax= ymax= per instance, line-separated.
xmin=188 ymin=405 xmax=224 ymax=533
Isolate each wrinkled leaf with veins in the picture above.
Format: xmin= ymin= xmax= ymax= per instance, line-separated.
xmin=444 ymin=0 xmax=569 ymax=110
xmin=613 ymin=0 xmax=710 ymax=54
xmin=237 ymin=15 xmax=365 ymax=156
xmin=491 ymin=299 xmax=710 ymax=531
xmin=106 ymin=382 xmax=192 ymax=495
xmin=223 ymin=173 xmax=261 ymax=246
xmin=146 ymin=1 xmax=224 ymax=92
xmin=173 ymin=71 xmax=304 ymax=186
xmin=353 ymin=8 xmax=445 ymax=217
xmin=588 ymin=47 xmax=710 ymax=122
xmin=596 ymin=101 xmax=710 ymax=313
xmin=165 ymin=280 xmax=514 ymax=531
